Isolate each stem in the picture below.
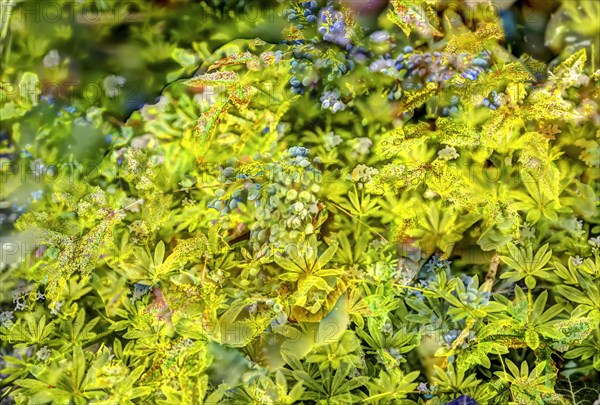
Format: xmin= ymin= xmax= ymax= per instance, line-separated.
xmin=0 ymin=0 xmax=15 ymax=64
xmin=354 ymin=185 xmax=363 ymax=240
xmin=119 ymin=198 xmax=145 ymax=213
xmin=393 ymin=283 xmax=437 ymax=297
xmin=527 ymin=287 xmax=533 ymax=320
xmin=484 ymin=253 xmax=500 ymax=293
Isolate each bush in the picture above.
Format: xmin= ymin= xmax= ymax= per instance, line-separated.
xmin=1 ymin=0 xmax=599 ymax=404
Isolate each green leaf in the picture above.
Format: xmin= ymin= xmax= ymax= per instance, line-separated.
xmin=171 ymin=48 xmax=199 ymax=67
xmin=315 ymin=243 xmax=338 ymax=270
xmin=525 ymin=329 xmax=540 ymax=350
xmin=525 ymin=275 xmax=536 ymax=289
xmin=20 ymin=72 xmax=40 ymax=105
xmin=154 ymin=240 xmax=165 ymax=266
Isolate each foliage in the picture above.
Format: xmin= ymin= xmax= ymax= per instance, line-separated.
xmin=1 ymin=0 xmax=599 ymax=404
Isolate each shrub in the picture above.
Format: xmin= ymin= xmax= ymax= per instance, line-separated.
xmin=1 ymin=0 xmax=599 ymax=404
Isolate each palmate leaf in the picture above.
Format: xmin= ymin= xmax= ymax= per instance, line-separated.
xmin=499 ymin=243 xmax=553 ymax=283
xmin=361 ymin=368 xmax=419 ymax=403
xmin=4 ymin=313 xmax=55 ymax=346
xmin=18 ymin=211 xmax=123 ymax=305
xmin=523 ymin=86 xmax=578 ymax=122
xmin=305 ymin=330 xmax=362 ymax=370
xmin=516 ymin=134 xmax=562 ymax=201
xmin=14 ymin=346 xmax=108 ymax=404
xmin=154 ymin=234 xmax=209 ymax=279
xmin=494 ymin=360 xmax=557 ymax=403
xmin=445 ymin=21 xmax=504 ymax=56
xmin=432 ymin=362 xmax=481 ymax=393
xmin=291 ymin=278 xmax=348 ymax=323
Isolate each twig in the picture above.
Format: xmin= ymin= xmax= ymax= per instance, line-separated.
xmin=484 ymin=253 xmax=500 ymax=293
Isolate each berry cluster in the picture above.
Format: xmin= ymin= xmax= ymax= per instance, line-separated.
xmin=288 ymin=41 xmax=353 ymax=98
xmin=208 ymin=147 xmax=323 ymax=254
xmin=285 ymin=1 xmax=319 ymax=29
xmin=320 ymin=88 xmax=346 ymax=113
xmin=385 ymin=48 xmax=493 ymax=85
xmin=318 ymin=6 xmax=351 ymax=47
xmin=482 ymin=90 xmax=502 ymax=110
xmin=289 ymin=58 xmax=315 ymax=95
xmin=457 ymin=274 xmax=491 ymax=308
xmin=301 ymin=1 xmax=319 ymax=24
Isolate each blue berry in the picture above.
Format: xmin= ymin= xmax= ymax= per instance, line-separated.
xmin=288 ymin=146 xmax=310 ymax=157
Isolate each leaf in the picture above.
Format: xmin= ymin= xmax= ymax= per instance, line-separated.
xmin=388 ymin=0 xmax=442 ymax=37
xmin=556 ymin=285 xmax=593 ymax=306
xmin=435 ymin=117 xmax=480 ymax=148
xmin=20 ymin=210 xmax=123 ymax=304
xmin=377 ymin=126 xmax=429 ymax=159
xmin=229 ymin=84 xmax=257 ymax=110
xmin=208 ymin=51 xmax=259 ymax=71
xmin=525 ymin=329 xmax=540 ymax=350
xmin=20 ymin=72 xmax=40 ymax=106
xmin=536 ymin=325 xmax=564 ymax=340
xmin=525 ymin=275 xmax=536 ymax=289
xmin=275 ymin=254 xmax=303 ymax=273
xmin=72 ymin=345 xmax=87 ymax=390
xmin=446 ymin=21 xmax=504 ymax=55
xmin=399 ymin=82 xmax=437 ymax=113
xmin=194 ymin=102 xmax=230 ymax=156
xmin=155 ymin=234 xmax=208 ymax=278
xmin=506 ymin=83 xmax=527 ymax=106
xmin=154 ymin=240 xmax=166 ymax=267
xmin=315 ymin=243 xmax=338 ymax=270
xmin=183 ymin=71 xmax=239 ymax=87
xmin=554 ymin=48 xmax=587 ymax=80
xmin=171 ymin=48 xmax=199 ymax=68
